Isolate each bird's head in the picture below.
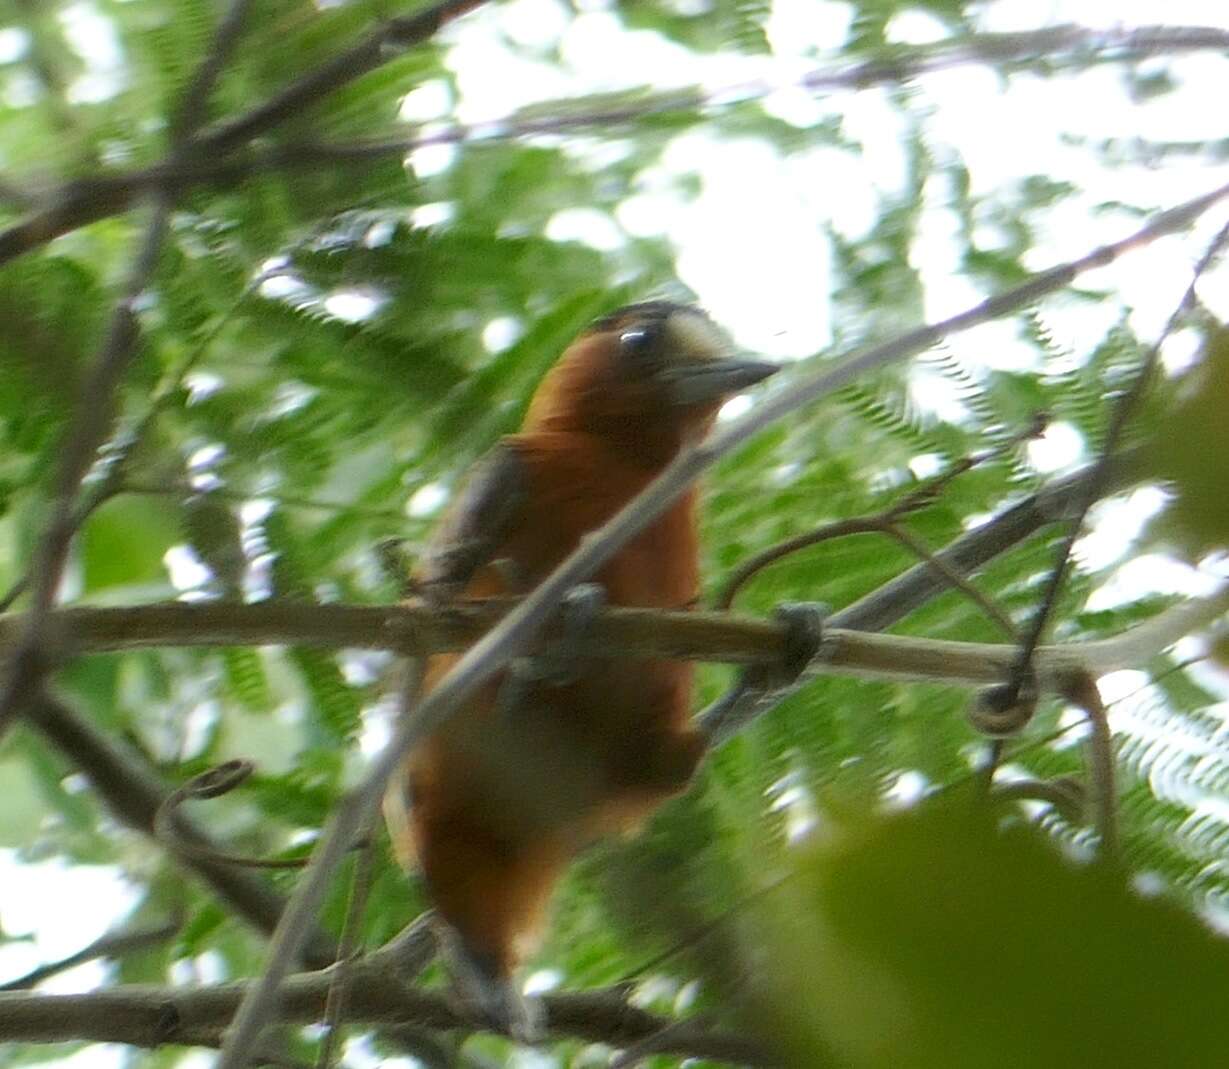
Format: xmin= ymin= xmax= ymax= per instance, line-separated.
xmin=522 ymin=302 xmax=778 ymax=461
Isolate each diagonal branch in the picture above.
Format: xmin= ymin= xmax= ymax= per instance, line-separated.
xmin=1007 ymin=216 xmax=1229 ymax=702
xmin=192 ymin=0 xmax=488 ymax=157
xmin=831 ymin=447 xmax=1144 ymax=633
xmin=216 ymin=178 xmax=1229 ymax=1067
xmin=170 ymin=0 xmax=258 ymax=143
xmin=0 ymin=199 xmax=171 ymax=736
xmin=0 ymin=918 xmax=180 ymax=992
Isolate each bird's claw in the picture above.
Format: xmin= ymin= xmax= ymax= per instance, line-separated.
xmin=698 ymin=601 xmax=826 ymax=745
xmin=777 ymin=600 xmax=826 ymax=682
xmin=496 ymin=582 xmax=607 ymax=717
xmin=748 ymin=601 xmax=827 ymax=691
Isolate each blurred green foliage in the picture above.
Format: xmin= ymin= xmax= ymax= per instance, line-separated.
xmin=0 ymin=0 xmax=1227 ymax=1066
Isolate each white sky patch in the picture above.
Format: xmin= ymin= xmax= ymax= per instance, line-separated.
xmin=524 ymin=967 xmax=563 ymax=995
xmin=885 ymin=9 xmax=949 ymax=45
xmin=920 ymin=288 xmax=1041 ymax=374
xmin=483 ymin=315 xmax=524 ymax=352
xmin=259 ymin=272 xmax=311 ymax=302
xmin=909 ymin=365 xmax=972 ymax=424
xmin=789 ymin=145 xmax=879 ymax=241
xmin=883 ymin=768 xmax=930 ymax=808
xmin=358 ymin=702 xmax=390 ymax=761
xmin=1097 ymin=669 xmax=1154 ymax=707
xmin=668 ymin=134 xmax=831 ymax=358
xmin=908 ymin=452 xmax=945 ymax=480
xmin=0 ymin=854 xmax=138 ymax=989
xmin=1085 ymin=553 xmax=1225 ymax=612
xmin=546 ymin=207 xmax=625 ymax=251
xmin=1074 ymin=486 xmax=1168 ymax=572
xmin=410 ymin=201 xmax=455 ymax=229
xmin=407 ymin=481 xmax=448 ymax=518
xmin=718 ymin=393 xmax=753 ymax=422
xmin=765 ymin=0 xmax=853 ymax=55
xmin=502 ymin=0 xmax=573 ymax=49
xmin=408 ymin=134 xmax=457 ymax=178
xmin=164 ymin=544 xmax=213 ymax=591
xmin=0 ymin=26 xmax=28 ymax=63
xmin=324 ymin=289 xmax=385 ymax=323
xmin=1197 ymin=255 xmax=1229 ymax=321
xmin=399 ymin=78 xmax=454 ymax=123
xmin=766 ymin=767 xmax=818 ymax=843
xmin=839 ymin=87 xmax=912 ymax=198
xmin=1026 ymin=420 xmax=1085 ymax=474
xmin=616 ymin=189 xmax=690 ymax=238
xmin=60 ymin=2 xmax=125 ymax=103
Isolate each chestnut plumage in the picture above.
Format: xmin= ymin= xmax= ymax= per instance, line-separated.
xmin=384 ymin=302 xmax=778 ymax=1032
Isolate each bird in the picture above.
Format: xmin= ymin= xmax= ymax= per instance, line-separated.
xmin=384 ymin=301 xmax=778 ymax=1034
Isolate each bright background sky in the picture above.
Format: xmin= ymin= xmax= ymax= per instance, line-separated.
xmin=3 ymin=2 xmax=1229 ymax=1067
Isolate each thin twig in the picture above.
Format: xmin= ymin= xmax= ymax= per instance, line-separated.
xmin=216 ymin=181 xmax=1229 ymax=1067
xmin=170 ymin=0 xmax=257 ymax=143
xmin=193 ymin=0 xmax=488 ymax=157
xmin=3 ymin=24 xmax=1228 ymax=266
xmin=880 ymin=522 xmax=1019 ymax=638
xmin=315 ymin=826 xmax=377 ymax=1069
xmin=1056 ymin=671 xmax=1120 ymax=861
xmin=713 ymin=417 xmax=1045 ymax=612
xmin=0 ymin=918 xmax=181 ymax=992
xmin=1007 ymin=216 xmax=1229 ymax=704
xmin=154 ymin=760 xmax=311 ymax=870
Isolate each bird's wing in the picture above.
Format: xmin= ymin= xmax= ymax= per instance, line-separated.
xmin=417 ymin=442 xmax=528 ymax=596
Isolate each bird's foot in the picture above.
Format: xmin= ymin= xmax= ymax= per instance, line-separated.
xmin=698 ymin=601 xmax=826 ymax=745
xmin=755 ymin=600 xmax=827 ymax=691
xmin=496 ymin=582 xmax=606 ymax=717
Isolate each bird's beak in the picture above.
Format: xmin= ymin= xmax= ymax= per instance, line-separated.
xmin=660 ymin=356 xmax=780 ymax=407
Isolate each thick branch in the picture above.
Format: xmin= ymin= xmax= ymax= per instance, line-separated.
xmin=0 ymin=961 xmax=775 ymax=1067
xmin=192 ymin=0 xmax=488 ymax=156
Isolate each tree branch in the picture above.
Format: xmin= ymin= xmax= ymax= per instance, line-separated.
xmin=0 ymin=198 xmax=171 ymax=736
xmin=831 ymin=448 xmax=1145 ymax=633
xmin=0 ymin=919 xmax=180 ymax=992
xmin=2 ymin=587 xmax=1223 ymax=689
xmin=0 ymin=958 xmax=777 ymax=1067
xmin=170 ymin=0 xmax=258 ymax=143
xmin=3 ymin=23 xmax=1227 ymax=267
xmin=192 ymin=0 xmax=489 ymax=156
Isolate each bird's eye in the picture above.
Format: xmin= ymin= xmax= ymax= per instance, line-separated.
xmin=619 ymin=322 xmax=663 ymax=370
